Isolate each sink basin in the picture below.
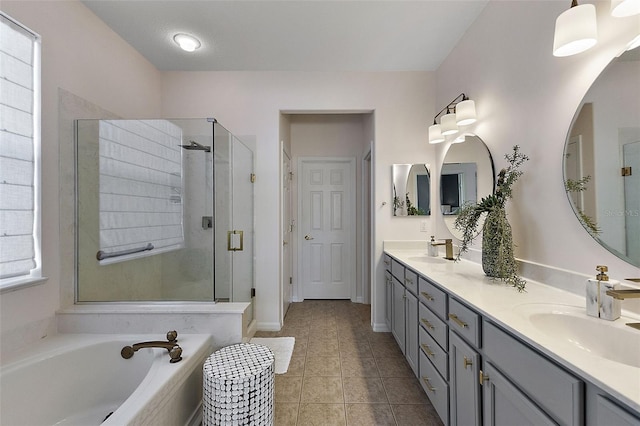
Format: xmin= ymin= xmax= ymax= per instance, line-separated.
xmin=514 ymin=304 xmax=640 ymax=368
xmin=407 ymin=256 xmax=447 ymax=264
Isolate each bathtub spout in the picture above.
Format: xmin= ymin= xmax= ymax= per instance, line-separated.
xmin=121 ymin=341 xmax=183 ymax=363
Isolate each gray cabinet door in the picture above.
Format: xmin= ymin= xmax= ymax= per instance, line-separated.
xmin=482 ymin=361 xmax=556 ymax=426
xmin=392 ymin=277 xmax=405 ymax=353
xmin=405 ymin=290 xmax=419 ymax=375
xmin=594 ymin=395 xmax=640 ymax=426
xmin=385 ymin=271 xmax=392 ymax=331
xmin=449 ymin=330 xmax=481 ymax=426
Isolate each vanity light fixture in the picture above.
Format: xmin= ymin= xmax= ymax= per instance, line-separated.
xmin=611 ymin=0 xmax=640 ymax=17
xmin=440 ymin=111 xmax=459 ymax=136
xmin=428 ymin=93 xmax=476 ymax=144
xmin=553 ymin=0 xmax=598 ymax=57
xmin=173 ymin=33 xmax=201 ymax=52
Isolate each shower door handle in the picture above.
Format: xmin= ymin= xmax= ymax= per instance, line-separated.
xmin=227 ymin=230 xmax=244 ymax=251
xmin=304 ymin=235 xmax=314 ymax=240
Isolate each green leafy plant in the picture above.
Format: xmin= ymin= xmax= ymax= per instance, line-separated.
xmin=454 ymin=145 xmax=529 ymax=291
xmin=406 ymin=193 xmax=425 ymax=216
xmin=565 ymin=176 xmax=600 ymax=236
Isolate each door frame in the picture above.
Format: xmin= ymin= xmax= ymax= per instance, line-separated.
xmin=296 ymin=156 xmax=357 ymax=301
xmin=281 ymin=148 xmax=292 ymax=319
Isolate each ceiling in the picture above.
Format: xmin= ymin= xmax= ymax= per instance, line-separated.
xmin=82 ymin=0 xmax=489 ymax=72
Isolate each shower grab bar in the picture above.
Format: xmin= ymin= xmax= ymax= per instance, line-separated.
xmin=97 ymin=243 xmax=154 ymax=261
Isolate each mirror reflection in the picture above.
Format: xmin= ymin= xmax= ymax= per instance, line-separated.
xmin=563 ymin=47 xmax=640 ymax=267
xmin=441 ymin=135 xmax=495 ymax=239
xmin=392 ymin=164 xmax=431 ymax=216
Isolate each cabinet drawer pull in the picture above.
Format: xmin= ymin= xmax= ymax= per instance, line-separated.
xmin=420 ymin=318 xmax=435 ymax=330
xmin=421 ymin=376 xmax=436 ymax=392
xmin=405 ymin=277 xmax=413 ymax=284
xmin=449 ymin=313 xmax=468 ymax=328
xmin=421 ymin=343 xmax=435 ymax=357
xmin=479 ymin=370 xmax=490 ymax=385
xmin=420 ymin=291 xmax=434 ymax=301
xmin=384 ymin=260 xmax=390 ymax=266
xmin=463 ymin=356 xmax=473 ymax=369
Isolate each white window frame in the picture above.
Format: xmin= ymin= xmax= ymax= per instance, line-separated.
xmin=0 ymin=12 xmax=44 ymax=293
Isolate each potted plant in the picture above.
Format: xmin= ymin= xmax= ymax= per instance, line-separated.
xmin=454 ymin=145 xmax=529 ymax=291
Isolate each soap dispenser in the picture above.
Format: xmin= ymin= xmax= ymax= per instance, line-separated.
xmin=428 ymin=236 xmax=438 ymax=257
xmin=586 ymin=265 xmax=621 ymax=320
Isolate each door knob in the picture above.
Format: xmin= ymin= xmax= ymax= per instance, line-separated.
xmin=304 ymin=235 xmax=314 ymax=240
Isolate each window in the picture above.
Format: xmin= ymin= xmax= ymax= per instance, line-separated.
xmin=0 ymin=13 xmax=42 ymax=289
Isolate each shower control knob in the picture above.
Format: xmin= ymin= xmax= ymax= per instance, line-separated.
xmin=304 ymin=235 xmax=314 ymax=240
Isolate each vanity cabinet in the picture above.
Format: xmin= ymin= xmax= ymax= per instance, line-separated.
xmin=586 ymin=385 xmax=640 ymax=426
xmin=482 ymin=361 xmax=556 ymax=426
xmin=448 ymin=303 xmax=482 ymax=426
xmin=417 ymin=275 xmax=450 ymax=425
xmin=381 ymin=251 xmax=639 ymax=426
xmin=389 ymin=259 xmax=420 ymax=375
xmin=391 ymin=276 xmax=406 ymax=353
xmin=384 ymin=271 xmax=393 ymax=331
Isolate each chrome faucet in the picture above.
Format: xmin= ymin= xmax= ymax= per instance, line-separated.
xmin=431 ymin=238 xmax=454 ymax=260
xmin=121 ymin=330 xmax=183 ymax=363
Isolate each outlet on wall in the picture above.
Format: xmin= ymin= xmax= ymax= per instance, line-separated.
xmin=419 ymin=220 xmax=428 ymax=232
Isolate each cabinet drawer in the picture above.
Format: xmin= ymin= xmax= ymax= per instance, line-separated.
xmin=419 ymin=302 xmax=447 ymax=350
xmin=419 ymin=325 xmax=448 ymax=379
xmin=595 ymin=395 xmax=640 ymax=426
xmin=448 ymin=297 xmax=481 ymax=348
xmin=383 ymin=254 xmax=392 ymax=272
xmin=418 ymin=276 xmax=447 ymax=320
xmin=391 ymin=258 xmax=404 ymax=282
xmin=404 ymin=268 xmax=418 ymax=295
xmin=483 ymin=321 xmax=583 ymax=426
xmin=419 ymin=350 xmax=449 ymax=426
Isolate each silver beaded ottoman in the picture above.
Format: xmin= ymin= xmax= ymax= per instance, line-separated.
xmin=203 ymin=343 xmax=275 ymax=426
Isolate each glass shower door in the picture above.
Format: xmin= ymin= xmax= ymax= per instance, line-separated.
xmin=214 ymin=123 xmax=255 ymax=321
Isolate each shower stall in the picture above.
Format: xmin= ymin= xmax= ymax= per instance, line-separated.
xmin=74 ymin=118 xmax=254 ymax=320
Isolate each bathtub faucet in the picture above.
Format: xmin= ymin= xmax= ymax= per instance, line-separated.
xmin=121 ymin=331 xmax=182 ymax=363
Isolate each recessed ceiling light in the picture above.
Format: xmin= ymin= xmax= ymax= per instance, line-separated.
xmin=173 ymin=33 xmax=201 ymax=52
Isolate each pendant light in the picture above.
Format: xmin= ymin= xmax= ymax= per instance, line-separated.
xmin=553 ymin=0 xmax=598 ymax=57
xmin=611 ymin=0 xmax=640 ymax=17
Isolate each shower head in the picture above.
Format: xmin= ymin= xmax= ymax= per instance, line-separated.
xmin=180 ymin=140 xmax=211 ymax=152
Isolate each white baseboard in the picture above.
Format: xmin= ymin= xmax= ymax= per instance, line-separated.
xmin=372 ymin=322 xmax=390 ymax=332
xmin=355 ymin=296 xmax=364 ymax=303
xmin=257 ymin=322 xmax=282 ymax=332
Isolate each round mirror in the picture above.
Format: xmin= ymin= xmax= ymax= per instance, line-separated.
xmin=563 ymin=47 xmax=640 ymax=267
xmin=392 ymin=163 xmax=431 ymax=216
xmin=440 ymin=135 xmax=495 ymax=239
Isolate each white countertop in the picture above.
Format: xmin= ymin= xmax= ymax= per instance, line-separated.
xmin=384 ymin=247 xmax=640 ymax=413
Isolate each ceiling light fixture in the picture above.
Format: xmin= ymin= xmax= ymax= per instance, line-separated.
xmin=611 ymin=0 xmax=640 ymax=17
xmin=173 ymin=33 xmax=201 ymax=52
xmin=428 ymin=93 xmax=477 ymax=144
xmin=553 ymin=0 xmax=598 ymax=57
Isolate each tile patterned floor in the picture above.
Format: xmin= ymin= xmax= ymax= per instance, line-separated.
xmin=253 ymin=300 xmax=444 ymax=426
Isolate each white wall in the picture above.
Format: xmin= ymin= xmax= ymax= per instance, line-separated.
xmin=0 ymin=0 xmax=161 ymax=356
xmin=161 ymin=71 xmax=436 ymax=329
xmin=434 ymin=1 xmax=640 ymax=283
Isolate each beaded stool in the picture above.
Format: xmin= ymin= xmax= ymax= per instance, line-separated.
xmin=203 ymin=343 xmax=275 ymax=426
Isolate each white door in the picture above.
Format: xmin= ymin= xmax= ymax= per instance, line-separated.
xmin=282 ymin=150 xmax=292 ymax=316
xmin=299 ymin=157 xmax=356 ymax=299
xmin=623 ymin=141 xmax=640 ymax=261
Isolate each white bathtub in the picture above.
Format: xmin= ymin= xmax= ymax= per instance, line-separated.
xmin=0 ymin=333 xmax=212 ymax=426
